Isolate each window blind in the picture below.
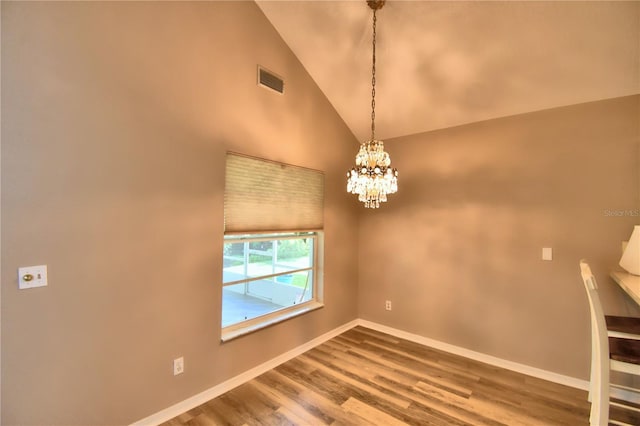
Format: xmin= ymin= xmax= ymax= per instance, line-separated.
xmin=224 ymin=153 xmax=324 ymax=233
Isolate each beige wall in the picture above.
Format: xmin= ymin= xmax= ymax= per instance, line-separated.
xmin=1 ymin=2 xmax=359 ymax=424
xmin=358 ymin=95 xmax=640 ymax=380
xmin=3 ymin=1 xmax=640 ymax=424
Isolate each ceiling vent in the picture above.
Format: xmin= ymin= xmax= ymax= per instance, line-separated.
xmin=258 ymin=66 xmax=284 ymax=94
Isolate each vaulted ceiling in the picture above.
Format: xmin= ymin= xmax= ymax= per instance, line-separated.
xmin=257 ymin=1 xmax=640 ymax=142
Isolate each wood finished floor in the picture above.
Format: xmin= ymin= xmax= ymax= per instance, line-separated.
xmin=164 ymin=326 xmax=597 ymax=426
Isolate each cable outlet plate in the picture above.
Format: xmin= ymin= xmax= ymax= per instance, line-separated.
xmin=18 ymin=265 xmax=48 ymax=289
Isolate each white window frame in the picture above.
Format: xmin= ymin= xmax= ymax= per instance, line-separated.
xmin=221 ymin=231 xmax=323 ymax=342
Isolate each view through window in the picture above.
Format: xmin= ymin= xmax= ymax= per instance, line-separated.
xmin=222 ymin=232 xmax=319 ymax=331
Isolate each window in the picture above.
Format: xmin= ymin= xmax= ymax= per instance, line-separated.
xmin=222 ymin=232 xmax=322 ymax=339
xmin=222 ymin=153 xmax=324 ymax=341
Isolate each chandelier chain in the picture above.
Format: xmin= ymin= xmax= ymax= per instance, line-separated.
xmin=371 ymin=9 xmax=377 ymax=141
xmin=346 ymin=1 xmax=397 ymax=209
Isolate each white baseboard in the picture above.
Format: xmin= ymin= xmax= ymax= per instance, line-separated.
xmin=134 ymin=317 xmax=640 ymax=425
xmin=130 ymin=319 xmax=359 ymax=426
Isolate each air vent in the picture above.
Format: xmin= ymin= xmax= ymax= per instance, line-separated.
xmin=258 ymin=66 xmax=284 ymax=94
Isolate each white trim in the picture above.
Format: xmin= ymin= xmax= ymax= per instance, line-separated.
xmin=355 ymin=319 xmax=589 ymax=390
xmin=221 ymin=302 xmax=324 ymax=342
xmin=130 ymin=319 xmax=359 ymax=426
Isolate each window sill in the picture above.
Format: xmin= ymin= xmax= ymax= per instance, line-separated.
xmin=221 ymin=301 xmax=324 ymax=343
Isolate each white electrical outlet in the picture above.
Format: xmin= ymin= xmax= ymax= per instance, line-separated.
xmin=173 ymin=357 xmax=184 ymax=376
xmin=385 ymin=300 xmax=392 ymax=311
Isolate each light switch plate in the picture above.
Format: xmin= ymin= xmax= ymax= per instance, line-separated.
xmin=18 ymin=265 xmax=48 ymax=289
xmin=542 ymin=248 xmax=553 ymax=261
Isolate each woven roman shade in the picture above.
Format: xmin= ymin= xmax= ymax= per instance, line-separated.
xmin=224 ymin=153 xmax=324 ymax=234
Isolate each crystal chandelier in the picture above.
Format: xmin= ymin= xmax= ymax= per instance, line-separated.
xmin=347 ymin=0 xmax=398 ymax=209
